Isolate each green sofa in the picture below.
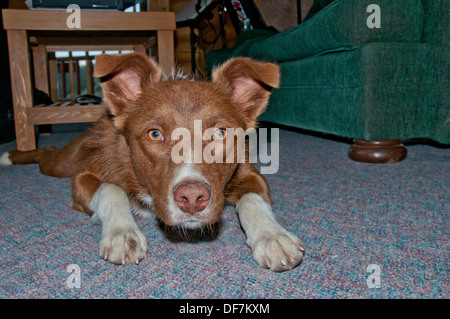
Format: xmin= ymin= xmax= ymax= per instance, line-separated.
xmin=206 ymin=0 xmax=449 ymax=163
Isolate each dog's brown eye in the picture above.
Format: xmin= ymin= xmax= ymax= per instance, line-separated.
xmin=148 ymin=129 xmax=164 ymax=141
xmin=213 ymin=128 xmax=227 ymax=141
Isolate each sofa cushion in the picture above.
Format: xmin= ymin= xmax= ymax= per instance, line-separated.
xmin=248 ymin=0 xmax=424 ymax=62
xmin=258 ymin=42 xmax=440 ymax=142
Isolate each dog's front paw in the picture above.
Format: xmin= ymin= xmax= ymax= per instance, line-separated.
xmin=99 ymin=227 xmax=148 ymax=265
xmin=252 ymin=231 xmax=305 ymax=272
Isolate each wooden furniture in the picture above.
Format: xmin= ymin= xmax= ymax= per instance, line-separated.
xmin=2 ymin=9 xmax=176 ymax=151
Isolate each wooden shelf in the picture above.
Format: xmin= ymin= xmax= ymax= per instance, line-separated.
xmin=27 ymin=105 xmax=107 ymax=125
xmin=2 ymin=9 xmax=176 ymax=31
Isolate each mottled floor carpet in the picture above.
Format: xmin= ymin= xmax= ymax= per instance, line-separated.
xmin=0 ymin=128 xmax=448 ymax=299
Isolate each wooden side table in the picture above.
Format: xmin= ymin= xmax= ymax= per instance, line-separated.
xmin=2 ymin=9 xmax=176 ymax=151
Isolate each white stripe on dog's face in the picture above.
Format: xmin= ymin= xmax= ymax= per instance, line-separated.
xmin=167 ymin=163 xmax=211 ymax=229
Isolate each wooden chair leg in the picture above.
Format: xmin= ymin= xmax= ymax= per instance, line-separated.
xmin=7 ymin=30 xmax=36 ymax=151
xmin=348 ymin=139 xmax=407 ymax=163
xmin=157 ymin=30 xmax=174 ymax=75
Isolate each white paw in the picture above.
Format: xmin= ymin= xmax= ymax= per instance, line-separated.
xmin=252 ymin=230 xmax=305 ymax=272
xmin=100 ymin=227 xmax=148 ymax=265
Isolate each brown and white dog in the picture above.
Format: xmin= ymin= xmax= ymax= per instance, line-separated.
xmin=0 ymin=53 xmax=304 ymax=271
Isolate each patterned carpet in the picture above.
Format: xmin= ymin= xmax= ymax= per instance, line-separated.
xmin=0 ymin=128 xmax=448 ymax=298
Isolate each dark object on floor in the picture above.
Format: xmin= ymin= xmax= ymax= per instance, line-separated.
xmin=74 ymin=94 xmax=103 ymax=105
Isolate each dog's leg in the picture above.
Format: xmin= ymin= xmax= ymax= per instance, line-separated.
xmin=228 ymin=166 xmax=305 ymax=272
xmin=237 ymin=193 xmax=305 ymax=272
xmin=90 ymin=183 xmax=148 ymax=265
xmin=73 ymin=173 xmax=147 ymax=265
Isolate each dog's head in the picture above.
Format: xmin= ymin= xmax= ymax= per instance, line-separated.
xmin=94 ymin=53 xmax=279 ymax=229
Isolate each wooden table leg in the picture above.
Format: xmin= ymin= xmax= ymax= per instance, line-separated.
xmin=157 ymin=30 xmax=174 ymax=75
xmin=7 ymin=30 xmax=36 ymax=151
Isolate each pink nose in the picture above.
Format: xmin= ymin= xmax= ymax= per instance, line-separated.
xmin=174 ymin=181 xmax=211 ymax=215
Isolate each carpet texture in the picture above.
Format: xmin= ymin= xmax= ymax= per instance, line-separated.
xmin=0 ymin=129 xmax=448 ymax=299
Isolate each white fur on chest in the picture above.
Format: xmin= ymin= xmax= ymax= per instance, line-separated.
xmin=132 ymin=194 xmax=155 ymax=217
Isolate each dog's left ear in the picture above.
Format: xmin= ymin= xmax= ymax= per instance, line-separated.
xmin=212 ymin=58 xmax=280 ymax=128
xmin=94 ymin=53 xmax=163 ymax=128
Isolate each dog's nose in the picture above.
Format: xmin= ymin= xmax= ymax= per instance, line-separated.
xmin=174 ymin=181 xmax=211 ymax=215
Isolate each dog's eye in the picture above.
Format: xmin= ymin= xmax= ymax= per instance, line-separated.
xmin=212 ymin=128 xmax=227 ymax=141
xmin=148 ymin=129 xmax=164 ymax=141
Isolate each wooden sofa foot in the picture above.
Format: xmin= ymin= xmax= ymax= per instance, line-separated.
xmin=348 ymin=139 xmax=407 ymax=163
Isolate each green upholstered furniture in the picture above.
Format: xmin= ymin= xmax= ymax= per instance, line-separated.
xmin=206 ymin=0 xmax=449 ymax=163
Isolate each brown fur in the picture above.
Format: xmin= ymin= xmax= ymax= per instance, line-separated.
xmin=7 ymin=53 xmax=279 ymax=228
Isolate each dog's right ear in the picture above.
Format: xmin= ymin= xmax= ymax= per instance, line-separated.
xmin=94 ymin=53 xmax=163 ymax=126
